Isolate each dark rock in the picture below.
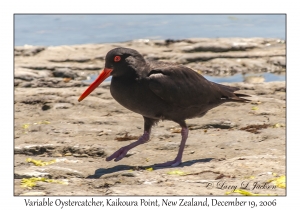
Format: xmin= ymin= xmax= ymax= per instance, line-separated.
xmin=177 ymin=50 xmax=285 ymax=64
xmin=239 ymin=124 xmax=270 ymax=134
xmin=53 ymin=68 xmax=78 ymax=79
xmin=49 ymin=57 xmax=91 ymax=63
xmin=153 ymin=40 xmax=166 ymax=46
xmin=20 ymin=65 xmax=56 ymax=70
xmin=14 ymin=46 xmax=45 ymax=56
xmin=268 ymin=56 xmax=286 ymax=67
xmin=181 ymin=43 xmax=256 ymax=53
xmin=72 ymin=121 xmax=85 ymax=124
xmin=275 ymin=87 xmax=286 ymax=92
xmin=14 ymin=144 xmax=57 ymax=155
xmin=203 ymin=120 xmax=236 ymax=129
xmin=91 ymin=121 xmax=117 ymax=125
xmin=165 ymin=39 xmax=192 ymax=45
xmin=42 ymin=104 xmax=51 ymax=111
xmin=20 ymin=98 xmax=44 ymax=105
xmin=14 ymin=80 xmax=21 ymax=86
xmin=61 ymin=145 xmax=106 ymax=157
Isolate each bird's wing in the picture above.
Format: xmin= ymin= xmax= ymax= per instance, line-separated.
xmin=147 ymin=65 xmax=226 ymax=108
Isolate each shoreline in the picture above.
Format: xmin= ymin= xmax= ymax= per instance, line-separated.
xmin=15 ymin=37 xmax=285 ymax=88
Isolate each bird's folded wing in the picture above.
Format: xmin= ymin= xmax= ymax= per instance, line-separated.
xmin=147 ymin=66 xmax=223 ymax=108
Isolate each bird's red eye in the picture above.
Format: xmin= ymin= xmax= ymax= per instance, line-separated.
xmin=114 ymin=56 xmax=121 ymax=62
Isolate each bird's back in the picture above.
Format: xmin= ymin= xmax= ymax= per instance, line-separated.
xmin=146 ymin=61 xmax=250 ymax=121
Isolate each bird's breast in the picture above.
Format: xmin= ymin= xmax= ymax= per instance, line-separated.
xmin=110 ymin=77 xmax=166 ymax=119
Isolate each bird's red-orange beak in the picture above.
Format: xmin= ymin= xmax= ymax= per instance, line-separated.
xmin=78 ymin=68 xmax=113 ymax=102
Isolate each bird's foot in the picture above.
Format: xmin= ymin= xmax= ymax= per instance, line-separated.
xmin=154 ymin=158 xmax=182 ymax=167
xmin=106 ymin=146 xmax=129 ymax=162
xmin=106 ymin=131 xmax=150 ymax=162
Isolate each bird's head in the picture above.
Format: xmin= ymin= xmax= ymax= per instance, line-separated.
xmin=78 ymin=47 xmax=145 ymax=102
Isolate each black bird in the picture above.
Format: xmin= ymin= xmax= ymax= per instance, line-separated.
xmin=78 ymin=47 xmax=250 ymax=167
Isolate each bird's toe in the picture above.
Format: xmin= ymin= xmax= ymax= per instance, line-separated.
xmin=106 ymin=147 xmax=129 ymax=162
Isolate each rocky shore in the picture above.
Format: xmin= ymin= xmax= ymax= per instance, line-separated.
xmin=14 ymin=38 xmax=286 ymax=196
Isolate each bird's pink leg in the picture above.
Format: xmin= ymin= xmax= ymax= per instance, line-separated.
xmin=106 ymin=131 xmax=150 ymax=162
xmin=155 ymin=126 xmax=189 ymax=167
xmin=106 ymin=116 xmax=156 ymax=162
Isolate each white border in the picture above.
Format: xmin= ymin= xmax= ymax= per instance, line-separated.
xmin=2 ymin=0 xmax=295 ymax=209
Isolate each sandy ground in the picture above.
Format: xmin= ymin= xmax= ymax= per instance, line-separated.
xmin=14 ymin=38 xmax=286 ymax=196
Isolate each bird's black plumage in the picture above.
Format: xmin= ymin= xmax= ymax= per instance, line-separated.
xmin=79 ymin=47 xmax=250 ymax=167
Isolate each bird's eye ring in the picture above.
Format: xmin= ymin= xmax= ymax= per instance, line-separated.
xmin=114 ymin=56 xmax=121 ymax=62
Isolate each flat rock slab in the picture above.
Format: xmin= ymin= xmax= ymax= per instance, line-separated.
xmin=14 ymin=38 xmax=286 ymax=196
xmin=14 ymin=80 xmax=286 ymax=196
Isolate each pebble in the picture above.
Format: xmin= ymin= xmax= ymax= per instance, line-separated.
xmin=53 ymin=153 xmax=63 ymax=157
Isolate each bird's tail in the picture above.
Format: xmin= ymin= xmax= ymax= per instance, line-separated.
xmin=213 ymin=82 xmax=251 ymax=103
xmin=229 ymin=93 xmax=251 ymax=103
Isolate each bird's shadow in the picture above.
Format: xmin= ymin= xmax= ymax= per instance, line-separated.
xmin=86 ymin=158 xmax=214 ymax=179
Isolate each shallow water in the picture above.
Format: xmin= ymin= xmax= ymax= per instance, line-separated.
xmin=84 ymin=72 xmax=286 ymax=85
xmin=204 ymin=72 xmax=286 ymax=83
